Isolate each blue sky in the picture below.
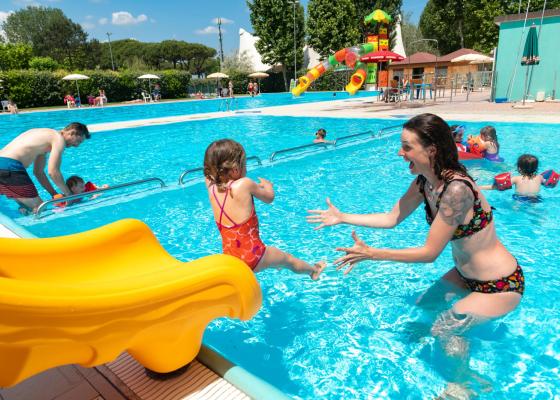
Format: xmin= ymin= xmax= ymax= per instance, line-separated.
xmin=0 ymin=0 xmax=427 ymax=53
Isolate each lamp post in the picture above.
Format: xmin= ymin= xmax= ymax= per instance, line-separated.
xmin=106 ymin=32 xmax=115 ymax=71
xmin=289 ymin=0 xmax=299 ymax=82
xmin=409 ymin=38 xmax=439 ymax=101
xmin=217 ymin=18 xmax=225 ymax=66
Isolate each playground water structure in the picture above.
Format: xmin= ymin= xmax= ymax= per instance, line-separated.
xmin=2 ymin=112 xmax=560 ymax=398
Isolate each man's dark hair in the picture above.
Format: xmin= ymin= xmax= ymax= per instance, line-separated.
xmin=63 ymin=122 xmax=90 ymax=139
xmin=66 ymin=175 xmax=84 ymax=189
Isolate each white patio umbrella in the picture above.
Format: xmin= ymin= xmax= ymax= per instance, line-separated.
xmin=137 ymin=74 xmax=160 ymax=95
xmin=207 ymin=72 xmax=229 ymax=95
xmin=207 ymin=72 xmax=229 ymax=79
xmin=61 ymin=74 xmax=89 ymax=100
xmin=247 ymin=72 xmax=269 ymax=94
xmin=451 ymin=54 xmax=493 ymax=64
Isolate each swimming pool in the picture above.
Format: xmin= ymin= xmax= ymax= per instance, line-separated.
xmin=7 ymin=116 xmax=560 ymax=399
xmin=0 ymin=91 xmax=378 ymax=136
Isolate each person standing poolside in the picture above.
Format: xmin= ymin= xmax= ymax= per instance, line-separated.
xmin=307 ymin=113 xmax=523 ymax=342
xmin=0 ymin=122 xmax=90 ymax=213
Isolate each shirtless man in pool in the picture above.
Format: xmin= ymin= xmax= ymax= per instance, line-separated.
xmin=0 ymin=122 xmax=90 ymax=213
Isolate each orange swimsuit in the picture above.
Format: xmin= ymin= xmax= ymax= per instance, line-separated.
xmin=212 ymin=183 xmax=266 ymax=270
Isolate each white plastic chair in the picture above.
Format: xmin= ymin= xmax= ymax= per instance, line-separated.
xmin=142 ymin=92 xmax=152 ymax=103
xmin=1 ymin=100 xmax=9 ymax=112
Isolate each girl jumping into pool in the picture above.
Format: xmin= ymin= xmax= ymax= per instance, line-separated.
xmin=204 ymin=139 xmax=325 ymax=279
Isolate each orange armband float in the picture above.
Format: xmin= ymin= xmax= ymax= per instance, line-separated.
xmin=53 ymin=193 xmax=67 ymax=207
xmin=494 ymin=173 xmax=512 ymax=190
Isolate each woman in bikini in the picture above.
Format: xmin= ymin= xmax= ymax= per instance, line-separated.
xmin=204 ymin=139 xmax=325 ymax=279
xmin=307 ymin=113 xmax=523 ymax=338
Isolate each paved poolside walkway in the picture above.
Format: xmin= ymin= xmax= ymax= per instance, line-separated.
xmin=87 ymin=91 xmax=560 ymax=133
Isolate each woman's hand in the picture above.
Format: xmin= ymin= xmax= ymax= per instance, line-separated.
xmin=334 ymin=231 xmax=375 ymax=274
xmin=307 ymin=197 xmax=343 ymax=230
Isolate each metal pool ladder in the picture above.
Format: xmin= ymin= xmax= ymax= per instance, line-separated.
xmin=178 ymin=156 xmax=262 ymax=185
xmin=35 ymin=177 xmax=166 ymax=218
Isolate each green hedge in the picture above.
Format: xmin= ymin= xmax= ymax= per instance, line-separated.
xmin=0 ymin=69 xmax=191 ymax=108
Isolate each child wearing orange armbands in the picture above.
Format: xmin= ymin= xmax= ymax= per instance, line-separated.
xmin=480 ymin=154 xmax=558 ymax=202
xmin=54 ymin=175 xmax=108 ymax=207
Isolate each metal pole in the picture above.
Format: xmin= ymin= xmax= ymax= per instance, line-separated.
xmin=218 ymin=18 xmax=225 ymax=65
xmin=293 ymin=1 xmax=297 ymax=82
xmin=106 ymin=32 xmax=115 ymax=71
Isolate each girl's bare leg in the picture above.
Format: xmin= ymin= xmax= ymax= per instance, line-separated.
xmin=255 ymin=246 xmax=326 ymax=280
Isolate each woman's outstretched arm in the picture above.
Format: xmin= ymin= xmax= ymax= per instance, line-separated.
xmin=306 ymin=179 xmax=423 ymax=230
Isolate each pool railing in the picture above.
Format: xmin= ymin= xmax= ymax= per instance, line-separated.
xmin=178 ymin=156 xmax=262 ymax=185
xmin=332 ymin=130 xmax=376 ymax=146
xmin=269 ymin=142 xmax=331 ymax=162
xmin=35 ymin=177 xmax=166 ymax=218
xmin=376 ymin=123 xmax=404 ymax=137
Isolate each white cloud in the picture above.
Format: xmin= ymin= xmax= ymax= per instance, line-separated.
xmin=81 ymin=21 xmax=95 ymax=29
xmin=85 ymin=15 xmax=94 ymax=20
xmin=195 ymin=26 xmax=221 ymax=35
xmin=211 ymin=17 xmax=233 ymax=25
xmin=12 ymin=0 xmax=39 ymax=6
xmin=111 ymin=11 xmax=148 ymax=26
xmin=98 ymin=17 xmax=108 ymax=25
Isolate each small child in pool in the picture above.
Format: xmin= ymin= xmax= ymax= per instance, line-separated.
xmin=480 ymin=154 xmax=558 ymax=201
xmin=55 ymin=175 xmax=107 ymax=206
xmin=313 ymin=128 xmax=334 ymax=144
xmin=468 ymin=126 xmax=502 ymax=161
xmin=203 ymin=138 xmax=325 ymax=279
xmin=450 ymin=125 xmax=466 ymax=152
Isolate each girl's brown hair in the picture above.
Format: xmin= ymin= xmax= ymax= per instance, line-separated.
xmin=480 ymin=125 xmax=499 ymax=152
xmin=203 ymin=139 xmax=246 ymax=189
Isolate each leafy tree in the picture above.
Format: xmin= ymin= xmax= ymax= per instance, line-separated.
xmin=160 ymin=40 xmax=190 ymax=69
xmin=222 ymin=51 xmax=253 ymax=75
xmin=306 ymin=0 xmax=361 ymax=57
xmin=0 ymin=43 xmax=32 ymax=70
xmin=29 ymin=56 xmax=59 ymax=71
xmin=3 ymin=6 xmax=88 ymax=68
xmin=187 ymin=43 xmax=217 ymax=77
xmin=400 ymin=12 xmax=438 ymax=55
xmin=419 ymin=0 xmax=560 ymax=54
xmin=248 ymin=0 xmax=305 ymax=90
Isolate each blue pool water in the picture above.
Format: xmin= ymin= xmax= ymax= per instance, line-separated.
xmin=6 ymin=116 xmax=560 ymax=399
xmin=0 ymin=91 xmax=378 ymax=135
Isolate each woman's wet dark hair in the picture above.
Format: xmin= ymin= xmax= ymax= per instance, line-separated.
xmin=517 ymin=154 xmax=538 ymax=178
xmin=403 ymin=113 xmax=470 ymax=180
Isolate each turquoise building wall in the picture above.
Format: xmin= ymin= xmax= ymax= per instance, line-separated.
xmin=495 ymin=15 xmax=560 ymax=101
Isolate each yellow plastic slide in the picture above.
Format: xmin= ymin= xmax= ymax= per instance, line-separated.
xmin=0 ymin=219 xmax=262 ymax=387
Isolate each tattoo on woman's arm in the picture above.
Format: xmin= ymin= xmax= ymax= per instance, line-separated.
xmin=438 ymin=182 xmax=474 ymax=225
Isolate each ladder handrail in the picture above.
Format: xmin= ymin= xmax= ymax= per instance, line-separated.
xmin=178 ymin=156 xmax=262 ymax=185
xmin=269 ymin=142 xmax=330 ymax=162
xmin=35 ymin=177 xmax=166 ymax=218
xmin=333 ymin=130 xmax=375 ymax=146
xmin=376 ymin=123 xmax=404 ymax=137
